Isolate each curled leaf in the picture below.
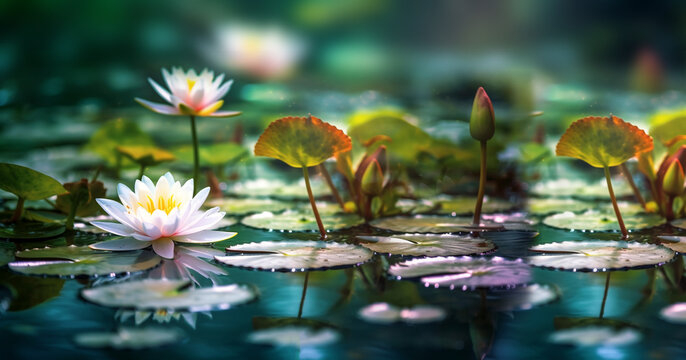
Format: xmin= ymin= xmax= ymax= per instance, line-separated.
xmin=254 ymin=115 xmax=351 ymax=168
xmin=555 ymin=116 xmax=653 ymax=168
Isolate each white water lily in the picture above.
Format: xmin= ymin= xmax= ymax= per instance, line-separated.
xmin=89 ymin=173 xmax=237 ymax=259
xmin=135 ymin=67 xmax=241 ymax=118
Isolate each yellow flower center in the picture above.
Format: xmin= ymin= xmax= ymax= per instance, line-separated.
xmin=187 ymin=78 xmax=197 ymax=91
xmin=136 ymin=194 xmax=181 ymax=215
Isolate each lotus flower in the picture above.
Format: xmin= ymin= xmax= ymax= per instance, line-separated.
xmin=135 ymin=67 xmax=241 ymax=118
xmin=89 ymin=173 xmax=237 ymax=259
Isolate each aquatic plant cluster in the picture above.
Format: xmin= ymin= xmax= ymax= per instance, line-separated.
xmin=1 ymin=65 xmax=686 ymax=358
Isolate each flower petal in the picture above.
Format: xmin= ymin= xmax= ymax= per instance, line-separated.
xmin=96 ymin=198 xmax=140 ymax=231
xmin=89 ymin=237 xmax=151 ymax=251
xmin=135 ymin=98 xmax=182 ymax=115
xmin=90 ymin=221 xmax=135 ymax=236
xmin=204 ymin=110 xmax=241 ymax=118
xmin=152 ymin=238 xmax=175 ymax=259
xmin=173 ymin=230 xmax=237 ymax=244
xmin=198 ymin=100 xmax=224 ymax=116
xmin=148 ymin=78 xmax=172 ymax=103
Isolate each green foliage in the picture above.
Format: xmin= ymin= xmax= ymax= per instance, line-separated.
xmin=175 ymin=143 xmax=248 ymax=166
xmin=0 ymin=163 xmax=66 ymax=201
xmin=83 ymin=118 xmax=154 ymax=167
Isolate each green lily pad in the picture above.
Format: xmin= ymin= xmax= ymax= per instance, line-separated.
xmin=205 ymin=198 xmax=292 ymax=216
xmin=81 ymin=279 xmax=256 ymax=311
xmin=9 ymin=246 xmax=162 ymax=277
xmin=227 ymin=179 xmax=331 ymax=199
xmin=0 ymin=163 xmax=66 ymax=201
xmin=215 ymin=240 xmax=373 ymax=271
xmin=530 ymin=178 xmax=633 ymax=199
xmin=295 ymin=201 xmax=345 ymax=216
xmin=542 ymin=210 xmax=665 ymax=232
xmin=526 ymin=198 xmax=646 ymax=216
xmin=23 ymin=210 xmax=68 ymax=223
xmin=247 ymin=326 xmax=340 ymax=347
xmin=389 ymin=256 xmax=531 ymax=289
xmin=370 ymin=215 xmax=512 ymax=233
xmin=395 ymin=199 xmax=435 ymax=214
xmin=357 ymin=234 xmax=495 ymax=257
xmin=671 ymin=218 xmax=686 ymax=230
xmin=556 ymin=115 xmax=653 ymax=168
xmin=254 ymin=115 xmax=351 ymax=168
xmin=83 ymin=118 xmax=154 ymax=167
xmin=433 ymin=196 xmax=515 ymax=215
xmin=358 ymin=302 xmax=447 ymax=324
xmin=74 ymin=327 xmax=185 ymax=350
xmin=528 ymin=240 xmax=676 ymax=271
xmin=241 ymin=211 xmax=364 ymax=232
xmin=0 ymin=222 xmax=66 ymax=239
xmin=175 ymin=143 xmax=248 ymax=166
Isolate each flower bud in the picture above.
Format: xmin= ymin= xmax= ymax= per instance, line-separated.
xmin=469 ymin=87 xmax=495 ymax=142
xmin=663 ymin=160 xmax=685 ymax=197
xmin=637 ymin=150 xmax=655 ymax=181
xmin=361 ymin=159 xmax=384 ymax=196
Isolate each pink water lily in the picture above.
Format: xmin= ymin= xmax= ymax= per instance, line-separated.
xmin=135 ymin=67 xmax=241 ymax=118
xmin=89 ymin=173 xmax=237 ymax=259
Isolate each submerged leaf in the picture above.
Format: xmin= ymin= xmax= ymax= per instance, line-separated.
xmin=215 ymin=240 xmax=373 ymax=271
xmin=555 ymin=116 xmax=653 ymax=168
xmin=254 ymin=115 xmax=351 ymax=168
xmin=528 ymin=240 xmax=675 ymax=271
xmin=0 ymin=163 xmax=66 ymax=200
xmin=74 ymin=327 xmax=185 ymax=350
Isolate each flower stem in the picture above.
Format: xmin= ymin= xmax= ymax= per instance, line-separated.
xmin=190 ymin=115 xmax=199 ymax=194
xmin=318 ymin=164 xmax=346 ymax=211
xmin=472 ymin=140 xmax=488 ymax=225
xmin=303 ymin=166 xmax=326 ymax=239
xmin=297 ymin=272 xmax=310 ymax=319
xmin=10 ymin=197 xmax=24 ymax=222
xmin=599 ymin=272 xmax=612 ymax=318
xmin=137 ymin=164 xmax=146 ymax=180
xmin=619 ymin=163 xmax=646 ymax=209
xmin=604 ymin=166 xmax=628 ymax=239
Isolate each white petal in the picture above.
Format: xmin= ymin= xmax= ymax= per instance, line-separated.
xmin=190 ymin=85 xmax=205 ymax=108
xmin=135 ymin=98 xmax=181 ymax=115
xmin=96 ymin=198 xmax=139 ymax=230
xmin=173 ymin=230 xmax=237 ymax=243
xmin=210 ymin=79 xmax=233 ymax=103
xmin=162 ymin=208 xmax=180 ymax=236
xmin=89 ymin=237 xmax=151 ymax=251
xmin=133 ymin=233 xmax=157 ymax=241
xmin=90 ymin=221 xmax=135 ymax=236
xmin=141 ymin=176 xmax=156 ymax=192
xmin=152 ymin=238 xmax=175 ymax=259
xmin=148 ymin=78 xmax=172 ymax=103
xmin=117 ymin=183 xmax=136 ymax=209
xmin=176 ymin=210 xmax=225 ymax=236
xmin=162 ymin=68 xmax=175 ymax=93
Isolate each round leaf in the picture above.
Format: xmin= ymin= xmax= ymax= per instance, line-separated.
xmin=555 ymin=115 xmax=653 ymax=168
xmin=215 ymin=240 xmax=373 ymax=271
xmin=542 ymin=210 xmax=665 ymax=232
xmin=254 ymin=116 xmax=352 ymax=168
xmin=0 ymin=222 xmax=66 ymax=239
xmin=115 ymin=145 xmax=175 ymax=166
xmin=241 ymin=211 xmax=364 ymax=232
xmin=0 ymin=163 xmax=66 ymax=200
xmin=370 ymin=215 xmax=516 ymax=233
xmin=205 ymin=197 xmax=292 ymax=216
xmin=357 ymin=234 xmax=495 ymax=257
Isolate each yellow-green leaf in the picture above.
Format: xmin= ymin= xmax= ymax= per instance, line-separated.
xmin=556 ymin=115 xmax=653 ymax=168
xmin=254 ymin=115 xmax=351 ymax=168
xmin=0 ymin=163 xmax=67 ymax=200
xmin=116 ymin=145 xmax=176 ymax=167
xmin=175 ymin=143 xmax=248 ymax=166
xmin=83 ymin=118 xmax=154 ymax=166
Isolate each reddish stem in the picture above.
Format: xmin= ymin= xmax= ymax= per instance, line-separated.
xmin=620 ymin=163 xmax=646 ymax=209
xmin=318 ymin=164 xmax=346 ymax=211
xmin=303 ymin=166 xmax=327 ymax=239
xmin=604 ymin=166 xmax=628 ymax=239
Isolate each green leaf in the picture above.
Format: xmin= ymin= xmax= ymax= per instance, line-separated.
xmin=0 ymin=268 xmax=65 ymax=311
xmin=0 ymin=163 xmax=66 ymax=201
xmin=83 ymin=118 xmax=154 ymax=166
xmin=115 ymin=145 xmax=175 ymax=167
xmin=175 ymin=143 xmax=248 ymax=166
xmin=650 ymin=108 xmax=686 ymax=144
xmin=0 ymin=222 xmax=66 ymax=239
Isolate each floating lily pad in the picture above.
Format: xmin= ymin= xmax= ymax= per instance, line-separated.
xmin=247 ymin=326 xmax=340 ymax=347
xmin=205 ymin=198 xmax=292 ymax=216
xmin=227 ymin=179 xmax=331 ymax=199
xmin=0 ymin=222 xmax=66 ymax=239
xmin=358 ymin=302 xmax=447 ymax=324
xmin=530 ymin=178 xmax=633 ymax=199
xmin=671 ymin=218 xmax=686 ymax=230
xmin=215 ymin=240 xmax=373 ymax=271
xmin=659 ymin=302 xmax=686 ymax=324
xmin=9 ymin=246 xmax=162 ymax=277
xmin=0 ymin=163 xmax=67 ymax=201
xmin=556 ymin=115 xmax=653 ymax=168
xmin=81 ymin=279 xmax=256 ymax=311
xmin=528 ymin=241 xmax=675 ymax=272
xmin=74 ymin=327 xmax=185 ymax=350
xmin=241 ymin=211 xmax=364 ymax=232
xmin=389 ymin=256 xmax=531 ymax=289
xmin=434 ymin=196 xmax=514 ymax=215
xmin=116 ymin=145 xmax=176 ymax=167
xmin=542 ymin=210 xmax=665 ymax=232
xmin=83 ymin=118 xmax=154 ymax=167
xmin=370 ymin=215 xmax=509 ymax=233
xmin=548 ymin=326 xmax=641 ymax=346
xmin=526 ymin=198 xmax=644 ymax=216
xmin=395 ymin=199 xmax=434 ymax=214
xmin=488 ymin=283 xmax=560 ymax=311
xmin=254 ymin=115 xmax=351 ymax=168
xmin=357 ymin=234 xmax=495 ymax=257
xmin=295 ymin=201 xmax=345 ymax=216
xmin=657 ymin=236 xmax=686 ymax=253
